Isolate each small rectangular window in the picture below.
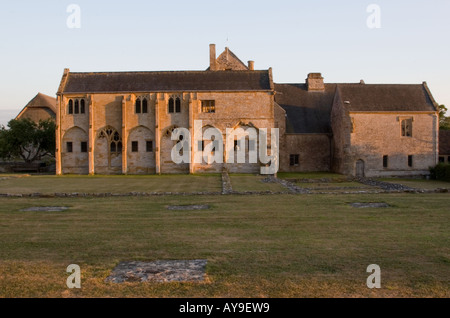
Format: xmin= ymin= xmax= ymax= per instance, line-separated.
xmin=146 ymin=141 xmax=153 ymax=152
xmin=401 ymin=118 xmax=413 ymax=137
xmin=383 ymin=155 xmax=388 ymax=168
xmin=290 ymin=154 xmax=299 ymax=166
xmin=408 ymin=155 xmax=413 ymax=167
xmin=448 ymin=156 xmax=450 ymax=163
xmin=67 ymin=142 xmax=73 ymax=153
xmin=201 ymin=100 xmax=215 ymax=113
xmin=81 ymin=142 xmax=87 ymax=153
xmin=131 ymin=141 xmax=138 ymax=152
xmin=439 ymin=156 xmax=445 ymax=163
xmin=350 ymin=117 xmax=355 ymax=133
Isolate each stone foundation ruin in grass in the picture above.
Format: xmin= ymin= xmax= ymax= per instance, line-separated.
xmin=105 ymin=259 xmax=208 ymax=283
xmin=167 ymin=205 xmax=210 ymax=211
xmin=20 ymin=207 xmax=69 ymax=212
xmin=350 ymin=202 xmax=390 ymax=208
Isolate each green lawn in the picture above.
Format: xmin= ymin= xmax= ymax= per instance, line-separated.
xmin=229 ymin=174 xmax=286 ymax=192
xmin=0 ymin=174 xmax=222 ymax=194
xmin=277 ymin=172 xmax=347 ymax=180
xmin=303 ymin=181 xmax=372 ymax=188
xmin=0 ymin=192 xmax=448 ymax=298
xmin=299 ymin=182 xmax=378 ymax=193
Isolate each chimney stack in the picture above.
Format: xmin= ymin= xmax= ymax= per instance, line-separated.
xmin=248 ymin=61 xmax=255 ymax=71
xmin=306 ymin=73 xmax=325 ymax=91
xmin=209 ymin=44 xmax=217 ymax=71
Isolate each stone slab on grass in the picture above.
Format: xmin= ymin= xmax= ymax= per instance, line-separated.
xmin=167 ymin=205 xmax=210 ymax=211
xmin=350 ymin=203 xmax=390 ymax=208
xmin=20 ymin=206 xmax=69 ymax=212
xmin=106 ymin=260 xmax=207 ymax=283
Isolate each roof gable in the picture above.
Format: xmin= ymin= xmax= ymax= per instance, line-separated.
xmin=215 ymin=48 xmax=248 ymax=71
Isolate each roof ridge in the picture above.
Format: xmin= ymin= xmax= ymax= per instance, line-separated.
xmin=68 ymin=70 xmax=268 ymax=75
xmin=275 ymin=83 xmax=425 ymax=86
xmin=338 ymin=83 xmax=424 ymax=86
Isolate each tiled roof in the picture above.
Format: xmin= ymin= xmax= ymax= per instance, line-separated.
xmin=275 ymin=82 xmax=437 ymax=134
xmin=62 ymin=70 xmax=272 ymax=93
xmin=274 ymin=83 xmax=336 ymax=134
xmin=337 ymin=84 xmax=436 ymax=112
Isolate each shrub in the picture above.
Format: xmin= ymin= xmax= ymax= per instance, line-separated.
xmin=429 ymin=163 xmax=450 ymax=181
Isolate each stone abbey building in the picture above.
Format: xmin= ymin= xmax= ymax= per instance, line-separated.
xmin=56 ymin=44 xmax=440 ymax=177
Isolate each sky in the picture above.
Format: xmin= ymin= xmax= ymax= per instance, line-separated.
xmin=0 ymin=0 xmax=449 ymax=126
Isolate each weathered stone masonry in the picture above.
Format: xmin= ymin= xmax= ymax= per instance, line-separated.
xmin=56 ymin=44 xmax=439 ymax=177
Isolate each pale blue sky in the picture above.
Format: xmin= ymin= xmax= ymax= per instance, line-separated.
xmin=0 ymin=0 xmax=449 ymax=126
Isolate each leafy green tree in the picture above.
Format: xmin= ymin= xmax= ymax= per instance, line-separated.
xmin=438 ymin=105 xmax=450 ymax=130
xmin=0 ymin=118 xmax=55 ymax=163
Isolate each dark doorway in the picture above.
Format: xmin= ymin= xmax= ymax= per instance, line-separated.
xmin=356 ymin=160 xmax=365 ymax=178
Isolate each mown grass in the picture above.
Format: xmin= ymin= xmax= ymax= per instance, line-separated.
xmin=0 ymin=174 xmax=222 ymax=194
xmin=297 ymin=182 xmax=373 ymax=188
xmin=0 ymin=192 xmax=448 ymax=298
xmin=229 ymin=174 xmax=286 ymax=192
xmin=277 ymin=172 xmax=346 ymax=180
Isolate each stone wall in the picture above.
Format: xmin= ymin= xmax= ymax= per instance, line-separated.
xmin=61 ymin=126 xmax=89 ymax=174
xmin=58 ymin=91 xmax=276 ymax=175
xmin=280 ymin=134 xmax=331 ymax=172
xmin=347 ymin=112 xmax=438 ymax=177
xmin=192 ymin=92 xmax=274 ymax=174
xmin=330 ymin=90 xmax=351 ymax=174
xmin=127 ymin=126 xmax=156 ymax=174
xmin=57 ymin=86 xmax=438 ymax=177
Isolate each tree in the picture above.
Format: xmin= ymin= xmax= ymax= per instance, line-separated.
xmin=438 ymin=104 xmax=450 ymax=130
xmin=0 ymin=118 xmax=55 ymax=163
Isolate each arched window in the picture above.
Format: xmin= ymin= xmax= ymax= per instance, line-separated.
xmin=175 ymin=98 xmax=181 ymax=113
xmin=98 ymin=127 xmax=122 ymax=157
xmin=80 ymin=99 xmax=85 ymax=114
xmin=168 ymin=98 xmax=175 ymax=113
xmin=135 ymin=99 xmax=141 ymax=114
xmin=142 ymin=98 xmax=148 ymax=113
xmin=74 ymin=99 xmax=79 ymax=114
xmin=68 ymin=99 xmax=73 ymax=114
